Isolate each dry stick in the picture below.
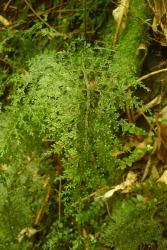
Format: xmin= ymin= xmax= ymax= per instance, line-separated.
xmin=34 ymin=182 xmax=52 ymax=225
xmin=134 ymin=95 xmax=162 ymax=121
xmin=135 ymin=68 xmax=167 ymax=120
xmin=81 ymin=57 xmax=90 ymax=155
xmin=58 ymin=177 xmax=62 ymax=222
xmin=24 ymin=0 xmax=52 ymax=29
xmin=28 ymin=8 xmax=80 ymax=19
xmin=4 ymin=0 xmax=13 ymax=11
xmin=137 ymin=68 xmax=167 ymax=82
xmin=162 ymin=0 xmax=167 ymax=13
xmin=58 ymin=0 xmax=63 ymax=32
xmin=0 ymin=57 xmax=15 ymax=69
xmin=105 ymin=199 xmax=111 ymax=217
xmin=142 ymin=157 xmax=151 ymax=181
xmin=126 ymin=86 xmax=135 ymax=123
xmin=0 ymin=57 xmax=27 ymax=74
xmin=126 ymin=101 xmax=134 ymax=123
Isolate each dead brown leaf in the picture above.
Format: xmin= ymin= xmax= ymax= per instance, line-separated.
xmin=157 ymin=169 xmax=167 ymax=184
xmin=156 ymin=106 xmax=167 ymax=163
xmin=0 ymin=164 xmax=8 ymax=171
xmin=151 ymin=0 xmax=167 ymax=45
xmin=103 ymin=171 xmax=137 ymax=200
xmin=0 ymin=15 xmax=10 ymax=27
xmin=112 ymin=0 xmax=130 ymax=46
xmin=18 ymin=227 xmax=40 ymax=243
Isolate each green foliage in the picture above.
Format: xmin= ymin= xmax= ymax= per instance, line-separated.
xmin=100 ymin=184 xmax=167 ymax=250
xmin=0 ymin=162 xmax=43 ymax=250
xmin=101 ymin=197 xmax=161 ymax=250
xmin=0 ymin=44 xmax=144 ymax=248
xmin=1 ymin=1 xmax=167 ymax=250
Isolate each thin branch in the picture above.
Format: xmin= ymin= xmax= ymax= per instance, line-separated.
xmin=137 ymin=68 xmax=167 ymax=82
xmin=81 ymin=56 xmax=91 ymax=155
xmin=0 ymin=57 xmax=27 ymax=74
xmin=24 ymin=0 xmax=53 ymax=29
xmin=134 ymin=95 xmax=162 ymax=120
xmin=34 ymin=178 xmax=51 ymax=225
xmin=4 ymin=0 xmax=13 ymax=11
xmin=58 ymin=177 xmax=62 ymax=222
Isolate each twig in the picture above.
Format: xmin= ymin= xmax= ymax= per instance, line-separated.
xmin=34 ymin=178 xmax=51 ymax=225
xmin=126 ymin=87 xmax=135 ymax=123
xmin=81 ymin=56 xmax=91 ymax=155
xmin=58 ymin=0 xmax=63 ymax=32
xmin=0 ymin=57 xmax=27 ymax=74
xmin=4 ymin=0 xmax=13 ymax=11
xmin=137 ymin=68 xmax=167 ymax=82
xmin=105 ymin=200 xmax=111 ymax=217
xmin=0 ymin=57 xmax=14 ymax=69
xmin=27 ymin=7 xmax=80 ymax=18
xmin=24 ymin=0 xmax=52 ymax=29
xmin=126 ymin=102 xmax=134 ymax=122
xmin=134 ymin=95 xmax=162 ymax=120
xmin=142 ymin=157 xmax=151 ymax=181
xmin=58 ymin=177 xmax=62 ymax=222
xmin=83 ymin=0 xmax=87 ymax=40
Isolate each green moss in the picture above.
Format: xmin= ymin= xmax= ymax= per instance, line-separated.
xmin=1 ymin=1 xmax=165 ymax=249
